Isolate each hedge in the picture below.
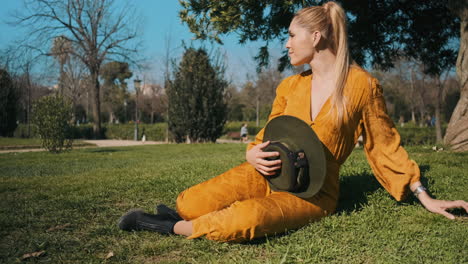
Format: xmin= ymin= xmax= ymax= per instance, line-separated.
xmin=13 ymin=122 xmax=440 ymax=146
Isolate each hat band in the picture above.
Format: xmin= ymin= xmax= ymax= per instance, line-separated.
xmin=265 ymin=141 xmax=309 ymax=192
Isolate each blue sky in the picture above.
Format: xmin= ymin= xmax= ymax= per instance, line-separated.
xmin=0 ymin=0 xmax=284 ymax=87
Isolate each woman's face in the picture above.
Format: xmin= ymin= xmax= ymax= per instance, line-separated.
xmin=285 ymin=20 xmax=316 ymax=66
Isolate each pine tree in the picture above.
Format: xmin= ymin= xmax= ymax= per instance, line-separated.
xmin=168 ymin=48 xmax=228 ymax=143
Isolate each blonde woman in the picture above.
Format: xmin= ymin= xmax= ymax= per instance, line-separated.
xmin=118 ymin=1 xmax=468 ymax=242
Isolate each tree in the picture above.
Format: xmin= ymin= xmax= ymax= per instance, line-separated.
xmin=225 ymin=84 xmax=246 ymax=121
xmin=180 ymin=0 xmax=463 ymax=147
xmin=140 ymin=83 xmax=167 ymax=124
xmin=100 ymin=61 xmax=132 ymax=123
xmin=168 ymin=47 xmax=228 ymax=143
xmin=0 ymin=68 xmax=18 ymax=136
xmin=51 ymin=36 xmax=72 ymax=96
xmin=445 ymin=1 xmax=468 ymax=151
xmin=14 ymin=0 xmax=140 ymax=137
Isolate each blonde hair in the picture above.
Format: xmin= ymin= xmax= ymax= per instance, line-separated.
xmin=294 ymin=1 xmax=350 ymax=124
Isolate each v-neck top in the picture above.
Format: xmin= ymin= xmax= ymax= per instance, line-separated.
xmin=247 ymin=66 xmax=420 ymax=204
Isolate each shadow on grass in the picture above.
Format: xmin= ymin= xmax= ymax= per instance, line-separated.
xmin=85 ymin=148 xmax=125 ymax=153
xmin=336 ymin=164 xmax=431 ymax=213
xmin=336 ymin=171 xmax=381 ymax=214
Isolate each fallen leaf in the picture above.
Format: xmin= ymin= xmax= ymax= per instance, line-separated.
xmin=46 ymin=223 xmax=71 ymax=232
xmin=105 ymin=251 xmax=114 ymax=259
xmin=21 ymin=250 xmax=46 ymax=260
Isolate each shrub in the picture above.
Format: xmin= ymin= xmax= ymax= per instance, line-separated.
xmin=32 ymin=95 xmax=73 ymax=153
xmin=223 ymin=121 xmax=264 ymax=136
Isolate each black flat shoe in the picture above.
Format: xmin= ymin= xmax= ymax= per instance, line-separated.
xmin=155 ymin=204 xmax=183 ymax=221
xmin=118 ymin=209 xmax=178 ymax=234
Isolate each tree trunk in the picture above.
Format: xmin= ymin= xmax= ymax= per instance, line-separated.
xmin=91 ymin=70 xmax=102 ymax=138
xmin=445 ymin=1 xmax=468 ymax=151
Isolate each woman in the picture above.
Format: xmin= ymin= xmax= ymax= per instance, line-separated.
xmin=118 ymin=1 xmax=467 ymax=242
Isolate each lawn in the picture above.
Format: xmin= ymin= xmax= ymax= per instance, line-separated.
xmin=0 ymin=137 xmax=94 ymax=150
xmin=0 ymin=144 xmax=466 ymax=263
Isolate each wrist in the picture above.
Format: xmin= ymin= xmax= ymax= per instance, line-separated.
xmin=416 ymin=191 xmax=432 ymax=204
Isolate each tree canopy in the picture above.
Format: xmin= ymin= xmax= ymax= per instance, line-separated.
xmin=180 ymin=0 xmax=459 ymax=74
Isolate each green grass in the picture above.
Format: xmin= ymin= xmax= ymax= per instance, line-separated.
xmin=0 ymin=144 xmax=466 ymax=263
xmin=0 ymin=137 xmax=94 ymax=150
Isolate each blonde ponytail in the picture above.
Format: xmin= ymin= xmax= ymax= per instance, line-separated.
xmin=294 ymin=1 xmax=351 ymax=125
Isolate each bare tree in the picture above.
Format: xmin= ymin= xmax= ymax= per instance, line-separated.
xmin=12 ymin=0 xmax=141 ymax=137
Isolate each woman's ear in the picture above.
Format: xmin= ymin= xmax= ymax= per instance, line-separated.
xmin=312 ymin=31 xmax=322 ymax=48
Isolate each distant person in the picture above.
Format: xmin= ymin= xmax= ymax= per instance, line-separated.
xmin=118 ymin=1 xmax=467 ymax=242
xmin=425 ymin=115 xmax=432 ymax=127
xmin=141 ymin=128 xmax=146 ymax=143
xmin=240 ymin=123 xmax=248 ymax=143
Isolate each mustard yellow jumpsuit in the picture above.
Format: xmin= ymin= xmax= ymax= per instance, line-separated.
xmin=176 ymin=66 xmax=421 ymax=242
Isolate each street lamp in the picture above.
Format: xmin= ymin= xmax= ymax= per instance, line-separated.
xmin=134 ymin=78 xmax=142 ymax=141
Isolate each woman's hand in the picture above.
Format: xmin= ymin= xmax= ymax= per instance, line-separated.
xmin=418 ymin=194 xmax=468 ymax=220
xmin=411 ymin=181 xmax=468 ymax=219
xmin=246 ymin=141 xmax=282 ymax=176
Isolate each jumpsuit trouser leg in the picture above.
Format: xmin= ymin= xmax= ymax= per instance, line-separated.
xmin=176 ymin=162 xmax=329 ymax=242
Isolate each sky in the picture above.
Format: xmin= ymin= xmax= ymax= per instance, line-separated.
xmin=0 ymin=0 xmax=285 ymax=88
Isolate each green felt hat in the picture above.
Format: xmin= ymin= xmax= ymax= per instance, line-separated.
xmin=262 ymin=115 xmax=326 ymax=198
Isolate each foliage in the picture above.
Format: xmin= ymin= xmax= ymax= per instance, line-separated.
xmin=168 ymin=47 xmax=228 ymax=143
xmin=0 ymin=145 xmax=466 ymax=263
xmin=180 ymin=1 xmax=459 ymax=72
xmin=101 ymin=61 xmax=133 ymax=123
xmin=31 ymin=95 xmax=74 ymax=153
xmin=0 ymin=68 xmax=18 ymax=136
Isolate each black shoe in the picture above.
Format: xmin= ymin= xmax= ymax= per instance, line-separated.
xmin=155 ymin=204 xmax=183 ymax=221
xmin=118 ymin=209 xmax=178 ymax=234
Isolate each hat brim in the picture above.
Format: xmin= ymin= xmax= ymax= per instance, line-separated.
xmin=263 ymin=115 xmax=326 ymax=198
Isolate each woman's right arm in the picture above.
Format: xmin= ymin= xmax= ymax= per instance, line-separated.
xmin=245 ymin=76 xmax=292 ymax=175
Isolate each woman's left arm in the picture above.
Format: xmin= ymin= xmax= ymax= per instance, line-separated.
xmin=410 ymin=181 xmax=468 ymax=220
xmin=361 ymin=77 xmax=467 ymax=218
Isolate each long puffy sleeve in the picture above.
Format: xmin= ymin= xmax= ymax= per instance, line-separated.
xmin=246 ymin=76 xmax=292 ymax=151
xmin=362 ymin=78 xmax=420 ymax=201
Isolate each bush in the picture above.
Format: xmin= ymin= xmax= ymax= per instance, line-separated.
xmin=32 ymin=95 xmax=73 ymax=153
xmin=223 ymin=121 xmax=265 ymax=136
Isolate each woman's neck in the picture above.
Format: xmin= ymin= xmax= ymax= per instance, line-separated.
xmin=309 ymin=49 xmax=336 ymax=81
